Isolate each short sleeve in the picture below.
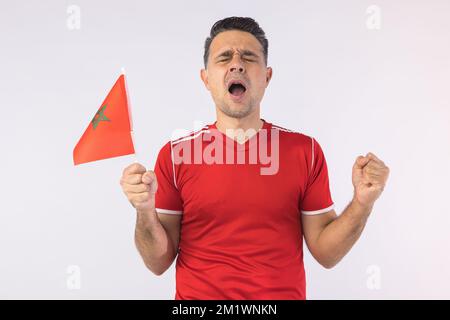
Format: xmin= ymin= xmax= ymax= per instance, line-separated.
xmin=154 ymin=141 xmax=183 ymax=215
xmin=300 ymin=137 xmax=334 ymax=215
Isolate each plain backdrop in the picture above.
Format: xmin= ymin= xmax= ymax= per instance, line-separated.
xmin=1 ymin=0 xmax=449 ymax=299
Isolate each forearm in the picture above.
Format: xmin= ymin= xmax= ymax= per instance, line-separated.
xmin=134 ymin=210 xmax=177 ymax=275
xmin=315 ymin=198 xmax=373 ymax=268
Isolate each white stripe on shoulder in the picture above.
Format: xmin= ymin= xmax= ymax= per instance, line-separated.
xmin=169 ymin=140 xmax=178 ymax=189
xmin=156 ymin=208 xmax=183 ymax=215
xmin=301 ymin=204 xmax=334 ymax=215
xmin=172 ymin=128 xmax=210 ymax=145
xmin=271 ymin=125 xmax=298 ymax=133
xmin=171 ymin=126 xmax=209 ymax=144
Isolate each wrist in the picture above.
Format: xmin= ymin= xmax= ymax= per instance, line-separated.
xmin=351 ymin=196 xmax=374 ymax=214
xmin=136 ymin=208 xmax=158 ymax=227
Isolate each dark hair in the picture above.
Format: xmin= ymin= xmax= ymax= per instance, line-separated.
xmin=203 ymin=17 xmax=269 ymax=68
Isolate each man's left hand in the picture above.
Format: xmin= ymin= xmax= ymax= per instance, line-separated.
xmin=352 ymin=152 xmax=390 ymax=208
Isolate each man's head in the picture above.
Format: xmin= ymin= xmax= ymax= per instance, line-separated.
xmin=200 ymin=17 xmax=272 ymax=119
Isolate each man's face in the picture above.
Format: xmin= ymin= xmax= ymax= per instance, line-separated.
xmin=201 ymin=30 xmax=272 ymax=119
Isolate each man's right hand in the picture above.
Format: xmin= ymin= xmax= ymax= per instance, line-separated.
xmin=120 ymin=163 xmax=158 ymax=214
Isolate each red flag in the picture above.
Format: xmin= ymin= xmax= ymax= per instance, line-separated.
xmin=73 ymin=73 xmax=135 ymax=165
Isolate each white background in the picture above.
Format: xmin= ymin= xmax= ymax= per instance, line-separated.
xmin=0 ymin=0 xmax=449 ymax=299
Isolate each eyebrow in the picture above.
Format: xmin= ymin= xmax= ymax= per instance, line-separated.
xmin=215 ymin=49 xmax=260 ymax=60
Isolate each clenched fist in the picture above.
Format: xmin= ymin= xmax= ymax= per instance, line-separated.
xmin=352 ymin=152 xmax=390 ymax=208
xmin=120 ymin=163 xmax=158 ymax=213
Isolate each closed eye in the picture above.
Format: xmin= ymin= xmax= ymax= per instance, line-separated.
xmin=215 ymin=50 xmax=259 ymax=63
xmin=217 ymin=57 xmax=255 ymax=63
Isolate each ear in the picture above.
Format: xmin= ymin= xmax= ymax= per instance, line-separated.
xmin=265 ymin=67 xmax=273 ymax=87
xmin=200 ymin=68 xmax=210 ymax=91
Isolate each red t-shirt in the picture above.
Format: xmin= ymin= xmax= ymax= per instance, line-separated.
xmin=154 ymin=119 xmax=334 ymax=300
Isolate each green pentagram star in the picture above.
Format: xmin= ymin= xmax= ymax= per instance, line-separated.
xmin=91 ymin=104 xmax=110 ymax=129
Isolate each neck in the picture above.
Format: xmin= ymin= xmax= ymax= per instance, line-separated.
xmin=214 ymin=108 xmax=263 ymax=143
xmin=215 ymin=110 xmax=263 ymax=133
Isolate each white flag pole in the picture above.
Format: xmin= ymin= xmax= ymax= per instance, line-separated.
xmin=121 ymin=67 xmax=139 ymax=164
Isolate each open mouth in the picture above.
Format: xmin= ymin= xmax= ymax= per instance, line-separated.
xmin=228 ymin=80 xmax=247 ymax=98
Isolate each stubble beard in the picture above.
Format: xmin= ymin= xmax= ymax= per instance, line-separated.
xmin=217 ymin=97 xmax=255 ymax=119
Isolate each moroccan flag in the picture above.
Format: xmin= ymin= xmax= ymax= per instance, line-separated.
xmin=73 ymin=73 xmax=135 ymax=165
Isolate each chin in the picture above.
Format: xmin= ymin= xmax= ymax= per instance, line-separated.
xmin=221 ymin=105 xmax=253 ymax=119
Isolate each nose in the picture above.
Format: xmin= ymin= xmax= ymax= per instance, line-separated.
xmin=229 ymin=65 xmax=245 ymax=73
xmin=229 ymin=56 xmax=245 ymax=74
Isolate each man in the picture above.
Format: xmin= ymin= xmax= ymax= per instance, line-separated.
xmin=119 ymin=17 xmax=389 ymax=299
